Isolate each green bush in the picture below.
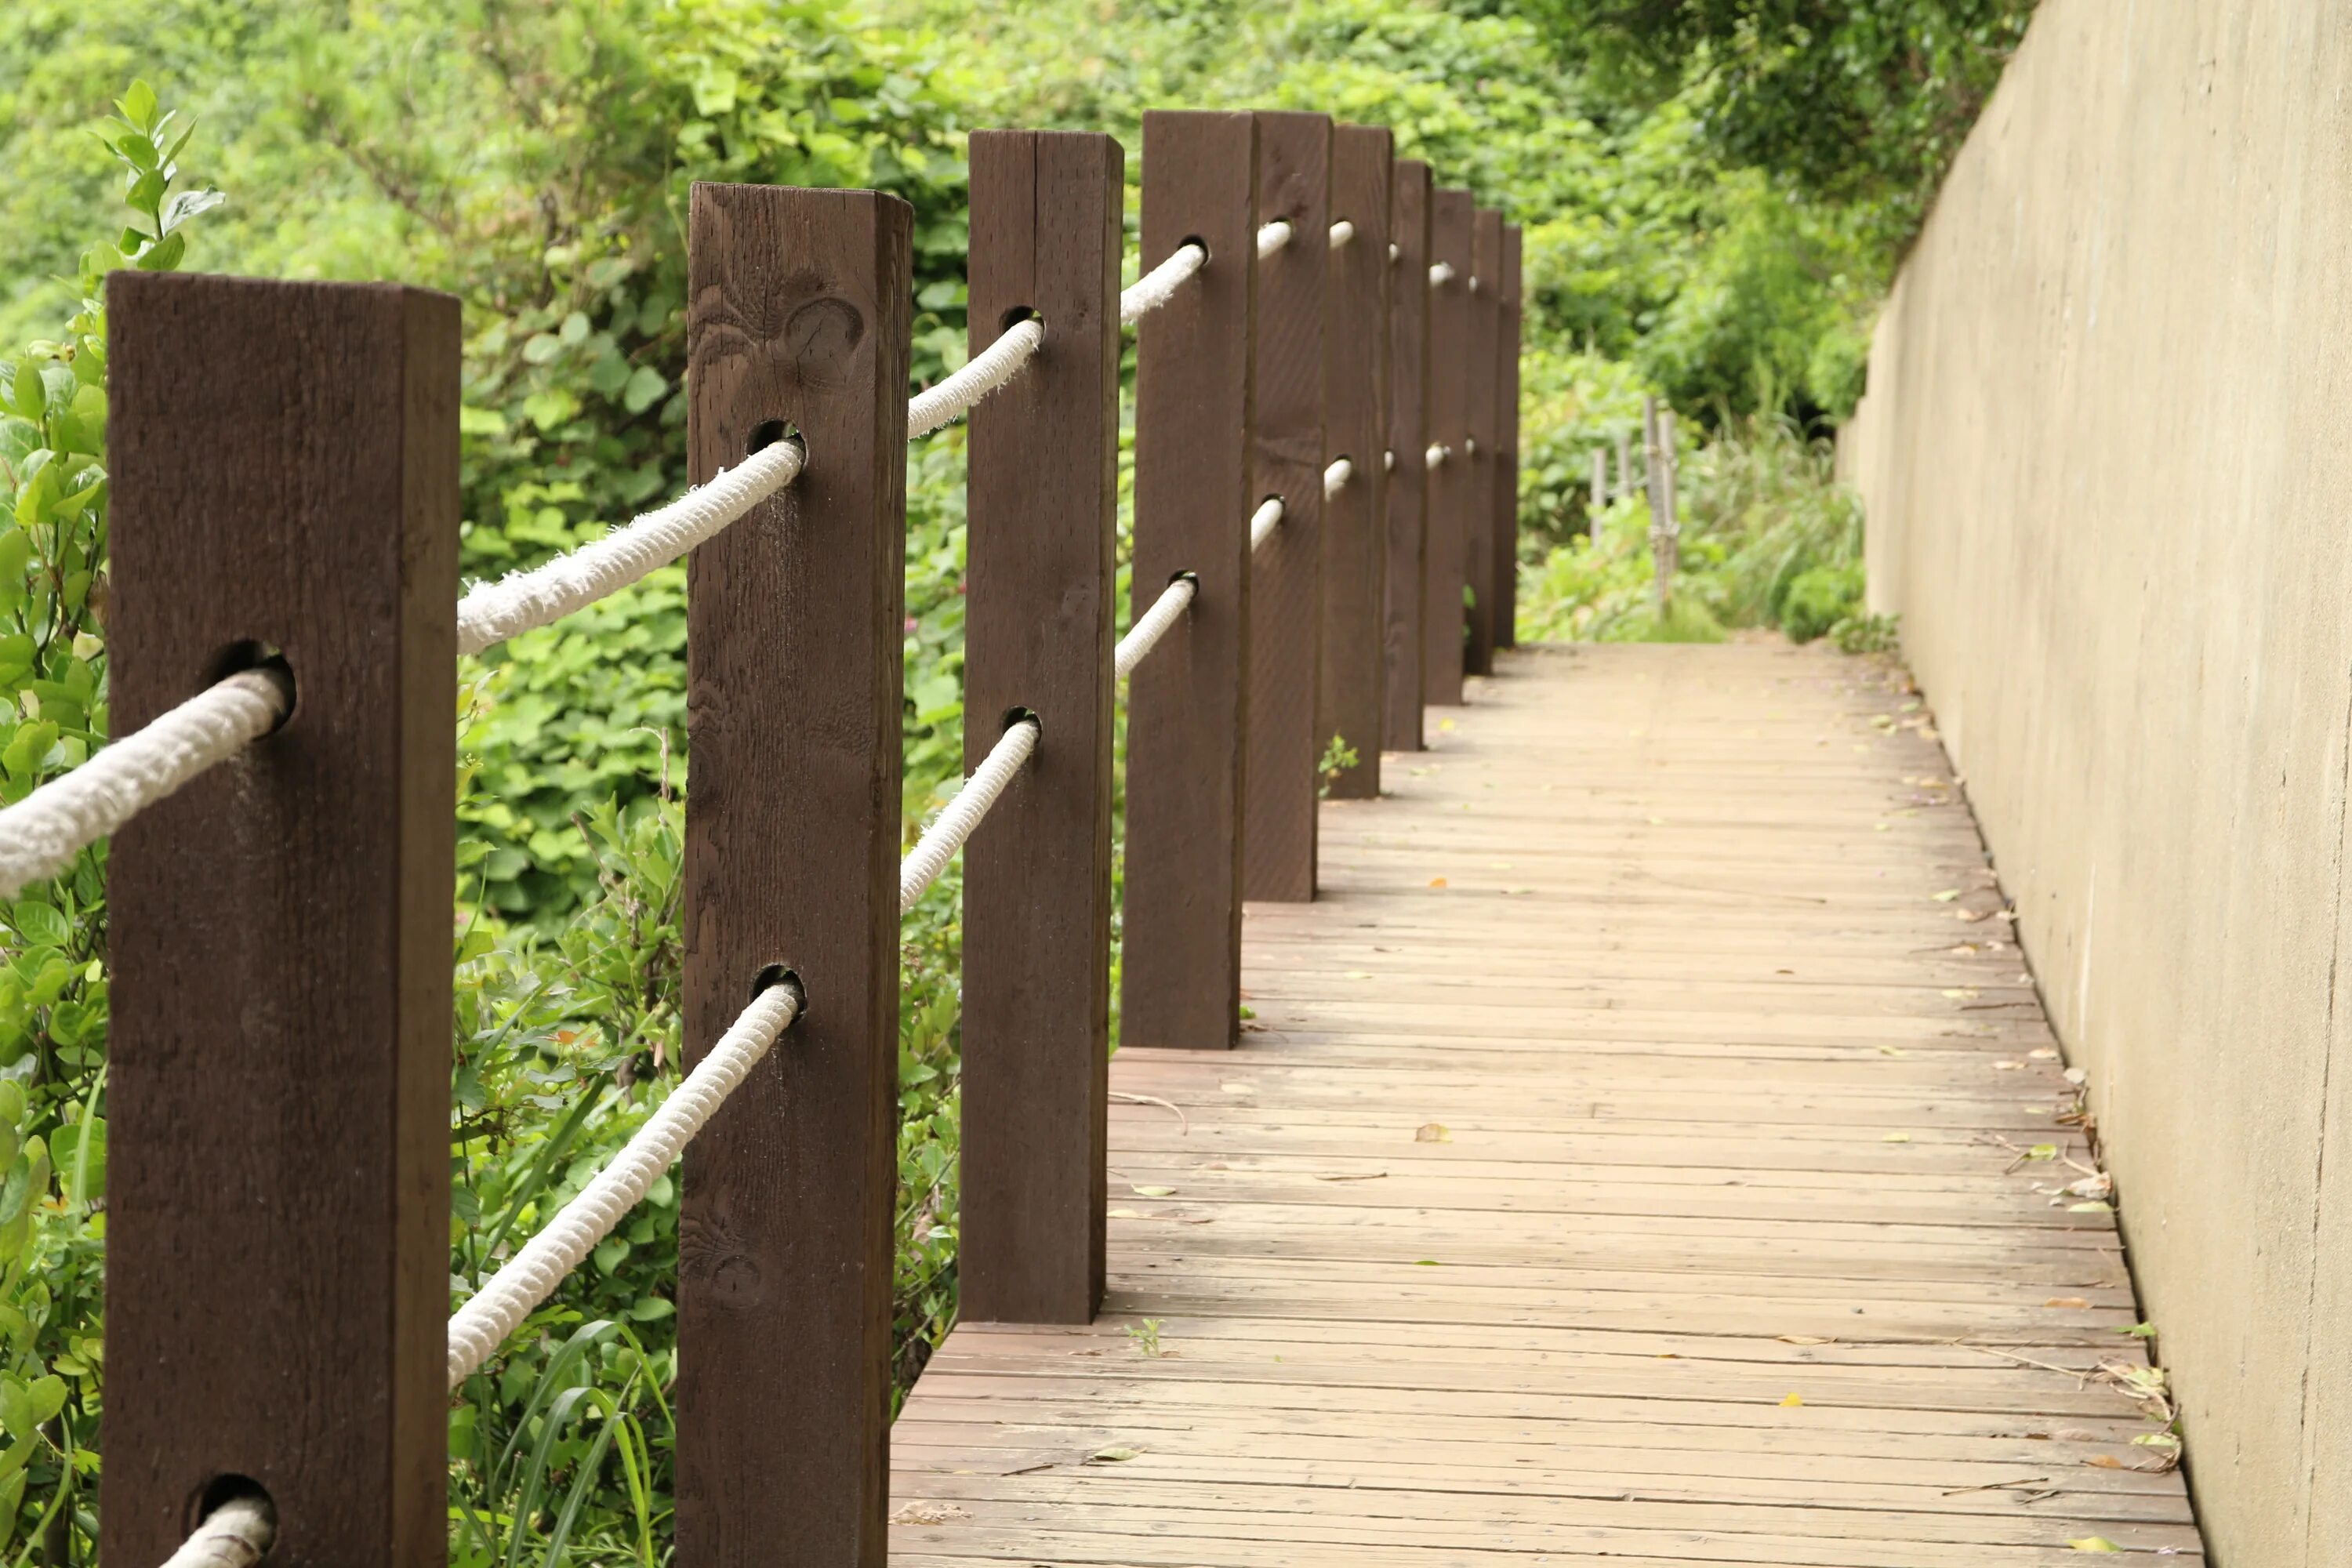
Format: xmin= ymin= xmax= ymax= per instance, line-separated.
xmin=1780 ymin=563 xmax=1866 ymax=644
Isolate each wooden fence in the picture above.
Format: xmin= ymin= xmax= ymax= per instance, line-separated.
xmin=98 ymin=109 xmax=1521 ymax=1566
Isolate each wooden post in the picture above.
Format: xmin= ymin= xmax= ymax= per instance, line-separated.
xmin=1317 ymin=123 xmax=1391 ymax=800
xmin=1243 ymin=110 xmax=1331 ymax=901
xmin=1382 ymin=158 xmax=1434 ymax=752
xmin=677 ymin=183 xmax=911 ymax=1567
xmin=1424 ymin=188 xmax=1474 ymax=707
xmin=1590 ymin=449 xmax=1606 ymax=526
xmin=1659 ymin=406 xmax=1682 ymax=591
xmin=104 ymin=274 xmax=459 ymax=1568
xmin=1616 ymin=429 xmax=1634 ymax=503
xmin=1462 ymin=207 xmax=1503 ymax=677
xmin=960 ymin=130 xmax=1121 ymax=1324
xmin=1644 ymin=393 xmax=1670 ymax=617
xmin=1493 ymin=223 xmax=1523 ymax=650
xmin=1125 ymin=110 xmax=1258 ymax=1048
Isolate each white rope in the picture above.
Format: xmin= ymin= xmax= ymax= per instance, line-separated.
xmin=899 ymin=718 xmax=1039 ymax=912
xmin=158 ymin=1497 xmax=274 ymax=1568
xmin=1468 ymin=275 xmax=1481 ymax=293
xmin=1429 ymin=261 xmax=1455 ymax=286
xmin=1328 ymin=220 xmax=1356 ymax=249
xmin=1116 ymin=576 xmax=1196 ymax=681
xmin=1257 ymin=221 xmax=1293 ymax=259
xmin=1249 ymin=495 xmax=1285 ymax=552
xmin=446 ymin=981 xmax=802 ymax=1390
xmin=456 ymin=438 xmax=804 ymax=655
xmin=908 ymin=317 xmax=1045 ymax=439
xmin=0 ymin=669 xmax=288 ymax=900
xmin=1388 ymin=242 xmax=1399 ymax=263
xmin=1426 ymin=442 xmax=1450 ymax=469
xmin=1384 ymin=448 xmax=1396 ymax=472
xmin=1323 ymin=457 xmax=1352 ymax=498
xmin=1121 ymin=244 xmax=1208 ymax=327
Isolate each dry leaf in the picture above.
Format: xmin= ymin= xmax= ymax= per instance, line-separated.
xmin=1343 ymin=970 xmax=1375 ymax=979
xmin=1088 ymin=1446 xmax=1141 ymax=1463
xmin=1780 ymin=1393 xmax=1805 ymax=1407
xmin=1131 ymin=1185 xmax=1177 ymax=1198
xmin=1777 ymin=1335 xmax=1835 ymax=1346
xmin=891 ymin=1502 xmax=972 ymax=1525
xmin=1994 ymin=1060 xmax=2024 ymax=1070
xmin=2029 ymin=1047 xmax=2060 ymax=1060
xmin=2045 ymin=1297 xmax=2092 ymax=1308
xmin=1933 ymin=888 xmax=1962 ymax=902
xmin=1882 ymin=1132 xmax=1912 ymax=1143
xmin=2084 ymin=1454 xmax=2125 ymax=1469
xmin=2066 ymin=1539 xmax=2122 ymax=1553
xmin=1106 ymin=1207 xmax=1142 ymax=1218
xmin=1313 ymin=1171 xmax=1388 ymax=1182
xmin=1941 ymin=988 xmax=1979 ymax=999
xmin=1415 ymin=1122 xmax=1453 ymax=1143
xmin=1428 ymin=876 xmax=1449 ymax=888
xmin=1438 ymin=719 xmax=1457 ymax=732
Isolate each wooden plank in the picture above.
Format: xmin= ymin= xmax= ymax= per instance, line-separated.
xmin=1461 ymin=208 xmax=1504 ymax=677
xmin=1315 ymin=123 xmax=1391 ymax=802
xmin=887 ymin=643 xmax=2205 ymax=1565
xmin=1381 ymin=158 xmax=1434 ymax=753
xmin=1124 ymin=110 xmax=1258 ymax=1050
xmin=1243 ymin=110 xmax=1333 ymax=902
xmin=1421 ymin=190 xmax=1473 ymax=707
xmin=960 ymin=130 xmax=1122 ymax=1324
xmin=1492 ymin=224 xmax=1522 ymax=648
xmin=681 ymin=182 xmax=910 ymax=1566
xmin=104 ymin=274 xmax=457 ymax=1568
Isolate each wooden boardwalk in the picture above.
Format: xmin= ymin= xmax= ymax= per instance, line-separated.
xmin=890 ymin=641 xmax=2205 ymax=1566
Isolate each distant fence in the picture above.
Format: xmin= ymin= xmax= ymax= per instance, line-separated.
xmin=42 ymin=109 xmax=1524 ymax=1566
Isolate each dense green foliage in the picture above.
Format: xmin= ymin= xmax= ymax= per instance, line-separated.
xmin=0 ymin=0 xmax=2021 ymax=1557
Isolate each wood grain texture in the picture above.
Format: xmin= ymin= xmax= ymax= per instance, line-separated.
xmin=104 ymin=274 xmax=458 ymax=1568
xmin=1316 ymin=124 xmax=1391 ymax=803
xmin=679 ymin=183 xmax=911 ymax=1567
xmin=1381 ymin=160 xmax=1434 ymax=753
xmin=960 ymin=130 xmax=1121 ymax=1324
xmin=1243 ymin=111 xmax=1332 ymax=902
xmin=1421 ymin=190 xmax=1473 ymax=708
xmin=890 ymin=642 xmax=2207 ymax=1566
xmin=1124 ymin=110 xmax=1258 ymax=1050
xmin=1493 ymin=224 xmax=1522 ymax=648
xmin=1461 ymin=207 xmax=1504 ymax=678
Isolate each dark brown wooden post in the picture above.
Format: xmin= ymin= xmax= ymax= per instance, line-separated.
xmin=104 ymin=274 xmax=458 ymax=1568
xmin=960 ymin=130 xmax=1120 ymax=1323
xmin=1383 ymin=158 xmax=1434 ymax=752
xmin=1424 ymin=188 xmax=1474 ymax=708
xmin=1243 ymin=110 xmax=1332 ymax=901
xmin=1125 ymin=111 xmax=1258 ymax=1049
xmin=1463 ymin=206 xmax=1504 ymax=677
xmin=678 ymin=183 xmax=911 ymax=1567
xmin=1494 ymin=223 xmax=1523 ymax=650
xmin=1316 ymin=123 xmax=1391 ymax=801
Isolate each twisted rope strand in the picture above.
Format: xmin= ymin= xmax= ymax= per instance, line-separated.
xmin=445 ymin=982 xmax=802 ymax=1390
xmin=1323 ymin=457 xmax=1352 ymax=499
xmin=1116 ymin=577 xmax=1197 ymax=681
xmin=1426 ymin=442 xmax=1450 ymax=470
xmin=1120 ymin=244 xmax=1207 ymax=326
xmin=456 ymin=438 xmax=804 ymax=656
xmin=1328 ymin=220 xmax=1356 ymax=249
xmin=0 ymin=669 xmax=289 ymax=900
xmin=908 ymin=317 xmax=1046 ymax=438
xmin=899 ymin=718 xmax=1040 ymax=912
xmin=158 ymin=1497 xmax=274 ymax=1568
xmin=1256 ymin=220 xmax=1294 ymax=259
xmin=1248 ymin=495 xmax=1285 ymax=552
xmin=1428 ymin=261 xmax=1455 ymax=285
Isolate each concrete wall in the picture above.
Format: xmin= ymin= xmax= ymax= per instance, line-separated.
xmin=1839 ymin=3 xmax=2352 ymax=1560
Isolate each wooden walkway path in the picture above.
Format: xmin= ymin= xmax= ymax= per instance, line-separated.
xmin=890 ymin=641 xmax=2205 ymax=1566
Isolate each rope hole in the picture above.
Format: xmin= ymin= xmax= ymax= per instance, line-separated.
xmin=745 ymin=419 xmax=804 ymax=459
xmin=1000 ymin=306 xmax=1040 ymax=333
xmin=1001 ymin=706 xmax=1040 ymax=737
xmin=1180 ymin=234 xmax=1209 ymax=264
xmin=188 ymin=1474 xmax=274 ymax=1537
xmin=750 ymin=963 xmax=806 ymax=1017
xmin=205 ymin=640 xmax=296 ymax=732
xmin=1167 ymin=568 xmax=1199 ymax=587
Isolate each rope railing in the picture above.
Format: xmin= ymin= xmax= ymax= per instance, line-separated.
xmin=1256 ymin=220 xmax=1293 ymax=259
xmin=1248 ymin=494 xmax=1285 ymax=551
xmin=1323 ymin=456 xmax=1352 ymax=498
xmin=908 ymin=315 xmax=1046 ymax=438
xmin=444 ymin=978 xmax=804 ymax=1389
xmin=1428 ymin=260 xmax=1455 ymax=286
xmin=899 ymin=717 xmax=1040 ymax=911
xmin=1120 ymin=243 xmax=1208 ymax=326
xmin=0 ymin=668 xmax=290 ymax=899
xmin=158 ymin=1495 xmax=274 ymax=1568
xmin=1426 ymin=441 xmax=1450 ymax=469
xmin=1329 ymin=220 xmax=1356 ymax=249
xmin=1116 ymin=575 xmax=1197 ymax=681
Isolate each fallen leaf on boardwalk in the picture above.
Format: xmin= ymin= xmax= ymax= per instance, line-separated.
xmin=1412 ymin=1258 xmax=1441 ymax=1266
xmin=2045 ymin=1297 xmax=2092 ymax=1308
xmin=1777 ymin=1335 xmax=1835 ymax=1346
xmin=2063 ymin=1067 xmax=2088 ymax=1085
xmin=2069 ymin=1200 xmax=2114 ymax=1213
xmin=1343 ymin=970 xmax=1375 ymax=979
xmin=1088 ymin=1446 xmax=1141 ymax=1463
xmin=1439 ymin=719 xmax=1457 ymax=732
xmin=1131 ymin=1185 xmax=1177 ymax=1198
xmin=1780 ymin=1393 xmax=1805 ymax=1407
xmin=1107 ymin=1207 xmax=1142 ymax=1218
xmin=1994 ymin=1060 xmax=2024 ymax=1070
xmin=1958 ymin=908 xmax=1989 ymax=922
xmin=1941 ymin=988 xmax=1980 ymax=1000
xmin=2066 ymin=1539 xmax=2122 ymax=1553
xmin=1428 ymin=876 xmax=1449 ymax=888
xmin=891 ymin=1502 xmax=971 ymax=1525
xmin=1933 ymin=888 xmax=1962 ymax=902
xmin=1415 ymin=1123 xmax=1453 ymax=1142
xmin=1313 ymin=1171 xmax=1388 ymax=1181
xmin=2084 ymin=1454 xmax=2125 ymax=1469
xmin=1646 ymin=815 xmax=1667 ymax=826
xmin=2030 ymin=1047 xmax=2060 ymax=1060
xmin=1882 ymin=1132 xmax=1911 ymax=1143
xmin=1878 ymin=1045 xmax=1907 ymax=1057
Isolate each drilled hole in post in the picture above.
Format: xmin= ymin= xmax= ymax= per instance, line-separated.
xmin=750 ymin=964 xmax=807 ymax=1017
xmin=1167 ymin=568 xmax=1200 ymax=587
xmin=189 ymin=1474 xmax=275 ymax=1537
xmin=1000 ymin=306 xmax=1040 ymax=332
xmin=205 ymin=641 xmax=296 ymax=731
xmin=1180 ymin=234 xmax=1209 ymax=263
xmin=1002 ymin=706 xmax=1040 ymax=736
xmin=746 ymin=419 xmax=803 ymax=458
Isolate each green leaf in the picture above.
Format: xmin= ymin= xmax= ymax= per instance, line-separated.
xmin=135 ymin=231 xmax=187 ymax=272
xmin=621 ymin=364 xmax=668 ymax=415
xmin=9 ymin=902 xmax=67 ymax=948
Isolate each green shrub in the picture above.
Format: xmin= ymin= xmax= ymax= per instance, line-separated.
xmin=1780 ymin=564 xmax=1866 ymax=644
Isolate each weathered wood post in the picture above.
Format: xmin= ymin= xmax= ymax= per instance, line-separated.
xmin=1590 ymin=449 xmax=1607 ymax=526
xmin=1643 ymin=393 xmax=1673 ymax=618
xmin=105 ymin=273 xmax=459 ymax=1567
xmin=1659 ymin=405 xmax=1682 ymax=590
xmin=1125 ymin=110 xmax=1259 ymax=1048
xmin=1424 ymin=188 xmax=1474 ymax=707
xmin=678 ymin=183 xmax=912 ymax=1566
xmin=1463 ymin=206 xmax=1503 ymax=676
xmin=1243 ymin=110 xmax=1332 ymax=899
xmin=1493 ymin=223 xmax=1523 ymax=650
xmin=1317 ymin=123 xmax=1392 ymax=800
xmin=1382 ymin=158 xmax=1434 ymax=751
xmin=1615 ymin=428 xmax=1634 ymax=503
xmin=960 ymin=130 xmax=1123 ymax=1324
